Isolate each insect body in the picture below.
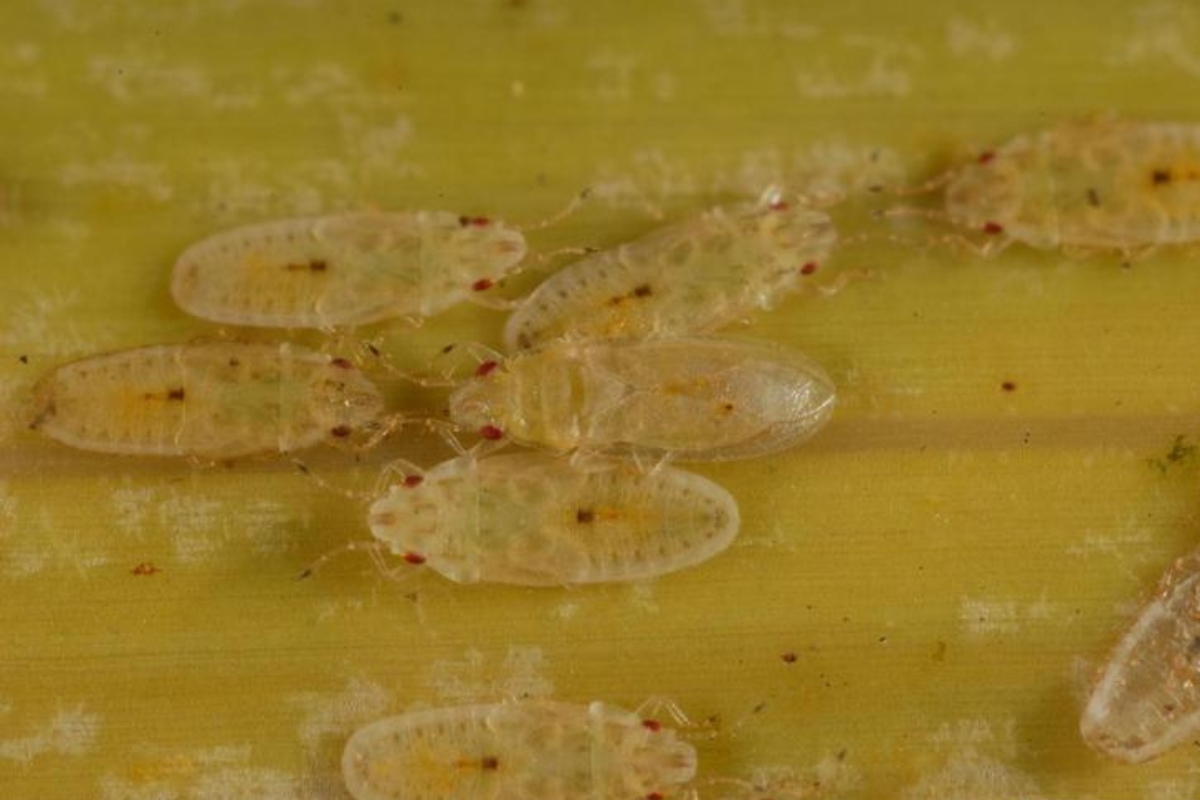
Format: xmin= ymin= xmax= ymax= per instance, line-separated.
xmin=448 ymin=337 xmax=835 ymax=461
xmin=945 ymin=119 xmax=1200 ymax=250
xmin=171 ymin=211 xmax=526 ymax=328
xmin=28 ymin=342 xmax=384 ymax=458
xmin=343 ymin=700 xmax=697 ymax=800
xmin=503 ymin=196 xmax=836 ymax=350
xmin=1080 ymin=544 xmax=1200 ymax=763
xmin=368 ymin=452 xmax=739 ymax=585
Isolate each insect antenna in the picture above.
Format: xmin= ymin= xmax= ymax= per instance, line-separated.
xmin=514 ymin=187 xmax=593 ymax=233
xmin=292 ymin=458 xmax=374 ymax=503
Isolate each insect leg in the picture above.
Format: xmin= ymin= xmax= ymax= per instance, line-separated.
xmin=297 ymin=539 xmax=389 ymax=579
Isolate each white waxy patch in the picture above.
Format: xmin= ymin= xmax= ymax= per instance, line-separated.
xmin=28 ymin=342 xmax=384 ymax=459
xmin=368 ymin=452 xmax=739 ymax=586
xmin=945 ymin=119 xmax=1200 ymax=250
xmin=171 ymin=211 xmax=527 ymax=328
xmin=504 ymin=196 xmax=836 ymax=351
xmin=342 ymin=700 xmax=696 ymax=800
xmin=1080 ymin=544 xmax=1200 ymax=763
xmin=449 ymin=337 xmax=835 ymax=461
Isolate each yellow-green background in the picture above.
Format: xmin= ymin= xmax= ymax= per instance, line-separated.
xmin=3 ymin=1 xmax=1200 ymax=797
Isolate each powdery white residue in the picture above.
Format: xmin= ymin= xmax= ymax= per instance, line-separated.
xmin=313 ymin=596 xmax=366 ymax=623
xmin=630 ymin=581 xmax=660 ymax=613
xmin=191 ymin=767 xmax=301 ymax=800
xmin=0 ymin=289 xmax=99 ymax=358
xmin=290 ymin=676 xmax=393 ymax=750
xmin=337 ymin=114 xmax=425 ymax=183
xmin=795 ymin=35 xmax=921 ymax=99
xmin=59 ymin=155 xmax=174 ymax=203
xmin=586 ymin=50 xmax=640 ymax=102
xmin=1144 ymin=776 xmax=1200 ymax=800
xmin=582 ymin=52 xmax=677 ymax=104
xmin=99 ymin=744 xmax=321 ymax=800
xmin=553 ymin=601 xmax=581 ymax=620
xmin=272 ymin=63 xmax=424 ymax=183
xmin=900 ymin=750 xmax=1046 ymax=800
xmin=426 ymin=646 xmax=555 ymax=703
xmin=946 ymin=16 xmax=1019 ymax=61
xmin=276 ymin=62 xmax=360 ymax=107
xmin=1068 ymin=655 xmax=1099 ymax=705
xmin=590 ymin=149 xmax=702 ymax=213
xmin=694 ymin=0 xmax=818 ymax=40
xmin=0 ymin=704 xmax=101 ymax=763
xmin=3 ymin=506 xmax=110 ymax=579
xmin=0 ymin=482 xmax=18 ymax=533
xmin=709 ymin=141 xmax=906 ymax=203
xmin=0 ymin=182 xmax=21 ymax=229
xmin=736 ymin=758 xmax=863 ymax=800
xmin=107 ymin=478 xmax=309 ymax=565
xmin=904 ymin=719 xmax=1045 ymax=800
xmin=959 ymin=594 xmax=1063 ymax=637
xmin=0 ymin=42 xmax=48 ymax=96
xmin=1111 ymin=0 xmax=1200 ymax=79
xmin=37 ymin=0 xmax=320 ymax=31
xmin=189 ymin=158 xmax=335 ymax=222
xmin=1066 ymin=514 xmax=1165 ymax=579
xmin=927 ymin=718 xmax=1017 ymax=756
xmin=86 ymin=51 xmax=259 ymax=109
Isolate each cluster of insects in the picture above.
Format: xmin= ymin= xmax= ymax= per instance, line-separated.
xmin=25 ymin=117 xmax=1200 ymax=793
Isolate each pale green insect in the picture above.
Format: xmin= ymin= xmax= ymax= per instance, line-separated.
xmin=28 ymin=341 xmax=384 ymax=459
xmin=343 ymin=701 xmax=697 ymax=800
xmin=945 ymin=119 xmax=1200 ymax=250
xmin=367 ymin=452 xmax=739 ymax=586
xmin=172 ymin=211 xmax=526 ymax=328
xmin=1081 ymin=543 xmax=1200 ymax=763
xmin=504 ymin=194 xmax=836 ymax=351
xmin=449 ymin=337 xmax=835 ymax=461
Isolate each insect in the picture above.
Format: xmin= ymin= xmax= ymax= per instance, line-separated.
xmin=171 ymin=211 xmax=529 ymax=328
xmin=365 ymin=452 xmax=739 ymax=585
xmin=1080 ymin=543 xmax=1200 ymax=763
xmin=937 ymin=118 xmax=1200 ymax=252
xmin=503 ymin=191 xmax=837 ymax=351
xmin=27 ymin=341 xmax=385 ymax=459
xmin=448 ymin=337 xmax=835 ymax=461
xmin=342 ymin=700 xmax=697 ymax=800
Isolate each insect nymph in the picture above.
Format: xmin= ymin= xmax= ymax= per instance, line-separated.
xmin=367 ymin=453 xmax=739 ymax=585
xmin=1080 ymin=543 xmax=1200 ymax=763
xmin=504 ymin=193 xmax=836 ymax=350
xmin=28 ymin=342 xmax=384 ymax=458
xmin=172 ymin=211 xmax=526 ymax=328
xmin=343 ymin=701 xmax=697 ymax=800
xmin=944 ymin=119 xmax=1200 ymax=251
xmin=449 ymin=337 xmax=836 ymax=461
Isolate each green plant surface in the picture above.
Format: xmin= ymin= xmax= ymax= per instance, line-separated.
xmin=3 ymin=1 xmax=1200 ymax=798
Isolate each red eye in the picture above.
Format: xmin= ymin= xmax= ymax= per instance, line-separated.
xmin=479 ymin=425 xmax=504 ymax=440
